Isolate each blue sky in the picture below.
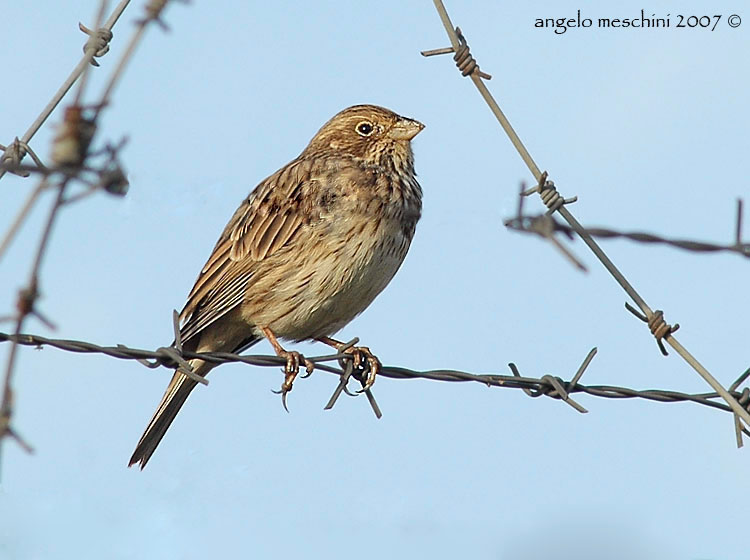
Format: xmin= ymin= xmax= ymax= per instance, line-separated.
xmin=1 ymin=1 xmax=748 ymax=558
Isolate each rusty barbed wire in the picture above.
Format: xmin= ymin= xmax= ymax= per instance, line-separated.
xmin=0 ymin=0 xmax=176 ymax=261
xmin=423 ymin=0 xmax=750 ymax=435
xmin=0 ymin=0 xmax=179 ymax=465
xmin=0 ymin=0 xmax=127 ymax=263
xmin=0 ymin=0 xmax=129 ymax=183
xmin=2 ymin=331 xmax=749 ymax=442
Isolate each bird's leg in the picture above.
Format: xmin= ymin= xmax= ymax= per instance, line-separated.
xmin=317 ymin=336 xmax=381 ymax=391
xmin=261 ymin=326 xmax=314 ymax=412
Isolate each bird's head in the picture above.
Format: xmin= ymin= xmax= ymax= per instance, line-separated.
xmin=304 ymin=104 xmax=424 ymax=170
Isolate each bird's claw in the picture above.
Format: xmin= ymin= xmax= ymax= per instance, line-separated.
xmin=316 ymin=337 xmax=381 ymax=396
xmin=357 ymin=361 xmax=380 ymax=393
xmin=347 ymin=346 xmax=380 ymax=393
xmin=342 ymin=384 xmax=359 ymax=397
xmin=271 ymin=351 xmax=314 ymax=412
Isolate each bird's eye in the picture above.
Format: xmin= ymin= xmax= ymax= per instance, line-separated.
xmin=356 ymin=121 xmax=374 ymax=136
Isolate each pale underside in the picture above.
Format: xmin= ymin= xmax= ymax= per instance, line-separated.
xmin=177 ymin=153 xmax=420 ymax=352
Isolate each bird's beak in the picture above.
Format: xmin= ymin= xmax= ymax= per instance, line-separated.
xmin=387 ymin=118 xmax=425 ymax=141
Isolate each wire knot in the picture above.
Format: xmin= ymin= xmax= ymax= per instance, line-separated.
xmin=141 ymin=0 xmax=173 ymax=31
xmin=15 ymin=284 xmax=38 ymax=317
xmin=0 ymin=138 xmax=29 ymax=177
xmin=538 ymin=183 xmax=564 ymax=213
xmin=155 ymin=347 xmax=208 ymax=386
xmin=79 ymin=23 xmax=113 ymax=67
xmin=453 ymin=27 xmax=492 ymax=79
xmin=625 ymin=303 xmax=680 ymax=356
xmin=508 ymin=353 xmax=594 ymax=414
xmin=50 ymin=106 xmax=97 ymax=167
xmin=521 ymin=171 xmax=578 ymax=215
xmin=421 ymin=27 xmax=491 ymax=80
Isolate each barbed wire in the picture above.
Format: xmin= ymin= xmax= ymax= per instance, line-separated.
xmin=0 ymin=0 xmax=175 ymax=261
xmin=504 ymin=189 xmax=748 ymax=271
xmin=2 ymin=0 xmax=747 ymax=467
xmin=421 ymin=0 xmax=750 ymax=436
xmin=2 ymin=331 xmax=749 ymax=442
xmin=0 ymin=0 xmax=129 ymax=184
xmin=0 ymin=0 xmax=177 ymax=466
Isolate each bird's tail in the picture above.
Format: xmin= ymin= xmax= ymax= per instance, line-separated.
xmin=128 ymin=359 xmax=209 ymax=469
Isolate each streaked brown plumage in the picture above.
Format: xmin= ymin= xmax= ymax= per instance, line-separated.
xmin=129 ymin=105 xmax=424 ymax=468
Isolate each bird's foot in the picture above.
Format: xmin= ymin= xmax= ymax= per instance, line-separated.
xmin=271 ymin=351 xmax=315 ymax=412
xmin=349 ymin=345 xmax=380 ymax=392
xmin=262 ymin=326 xmax=314 ymax=412
xmin=317 ymin=337 xmax=381 ymax=392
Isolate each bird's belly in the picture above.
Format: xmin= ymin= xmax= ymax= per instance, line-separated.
xmin=243 ymin=216 xmax=410 ymax=341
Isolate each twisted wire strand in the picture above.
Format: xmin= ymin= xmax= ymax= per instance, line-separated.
xmin=0 ymin=0 xmax=130 ymax=182
xmin=505 ymin=205 xmax=750 ymax=260
xmin=3 ymin=0 xmax=748 ymax=463
xmin=425 ymin=0 xmax=750 ymax=429
xmin=2 ymin=332 xmax=748 ymax=438
xmin=0 ymin=0 xmax=179 ymax=463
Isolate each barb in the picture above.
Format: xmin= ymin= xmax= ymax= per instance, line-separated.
xmin=0 ymin=0 xmax=177 ymax=464
xmin=505 ymin=177 xmax=587 ymax=271
xmin=0 ymin=0 xmax=129 ymax=182
xmin=0 ymin=0 xmax=132 ymax=263
xmin=0 ymin=138 xmax=47 ymax=179
xmin=424 ymin=0 xmax=750 ymax=433
xmin=421 ymin=27 xmax=492 ymax=80
xmin=0 ymin=0 xmax=171 ymax=259
xmin=0 ymin=178 xmax=71 ymax=461
xmin=505 ymin=198 xmax=750 ymax=260
xmin=2 ymin=332 xmax=749 ymax=440
xmin=2 ymin=0 xmax=745 ymax=467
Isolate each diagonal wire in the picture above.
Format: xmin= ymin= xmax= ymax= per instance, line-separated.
xmin=0 ymin=0 xmax=130 ymax=183
xmin=424 ymin=0 xmax=750 ymax=430
xmin=0 ymin=0 xmax=177 ymax=466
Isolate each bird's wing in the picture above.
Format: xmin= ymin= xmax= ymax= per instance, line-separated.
xmin=178 ymin=156 xmax=320 ymax=343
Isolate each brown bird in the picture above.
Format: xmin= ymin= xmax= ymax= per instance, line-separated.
xmin=129 ymin=104 xmax=424 ymax=468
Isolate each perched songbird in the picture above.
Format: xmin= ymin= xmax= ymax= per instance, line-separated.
xmin=129 ymin=105 xmax=424 ymax=468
